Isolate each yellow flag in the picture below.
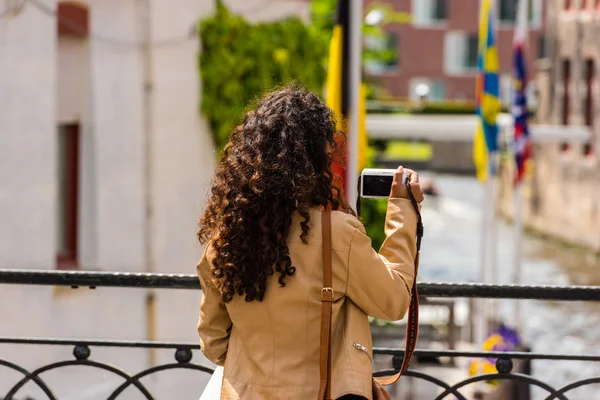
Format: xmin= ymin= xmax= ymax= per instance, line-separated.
xmin=358 ymin=83 xmax=368 ymax=172
xmin=326 ymin=25 xmax=343 ymax=129
xmin=473 ymin=120 xmax=488 ymax=182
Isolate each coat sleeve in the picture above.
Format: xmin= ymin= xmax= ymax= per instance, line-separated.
xmin=346 ymin=198 xmax=418 ymax=321
xmin=196 ymin=245 xmax=232 ymax=366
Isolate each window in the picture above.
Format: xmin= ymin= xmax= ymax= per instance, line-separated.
xmin=499 ymin=0 xmax=537 ymax=23
xmin=57 ymin=124 xmax=80 ymax=269
xmin=412 ymin=0 xmax=447 ymax=26
xmin=560 ymin=59 xmax=571 ymax=153
xmin=364 ymin=32 xmax=399 ymax=74
xmin=56 ymin=2 xmax=87 ymax=269
xmin=584 ymin=60 xmax=594 ymax=127
xmin=57 ymin=2 xmax=89 ymax=36
xmin=432 ymin=0 xmax=447 ymax=21
xmin=537 ymin=35 xmax=546 ymax=59
xmin=444 ymin=32 xmax=478 ymax=74
xmin=430 ymin=81 xmax=447 ymax=100
xmin=499 ymin=0 xmax=518 ymax=21
xmin=584 ymin=59 xmax=595 ymax=156
xmin=562 ymin=60 xmax=571 ymax=125
xmin=465 ymin=35 xmax=479 ymax=70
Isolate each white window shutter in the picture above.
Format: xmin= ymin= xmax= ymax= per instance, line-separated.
xmin=445 ymin=31 xmax=466 ymax=74
xmin=412 ymin=0 xmax=431 ymax=26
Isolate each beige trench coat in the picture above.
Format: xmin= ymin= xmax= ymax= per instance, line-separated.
xmin=197 ymin=198 xmax=418 ymax=399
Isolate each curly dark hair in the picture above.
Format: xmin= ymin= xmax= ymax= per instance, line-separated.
xmin=198 ymin=85 xmax=354 ymax=303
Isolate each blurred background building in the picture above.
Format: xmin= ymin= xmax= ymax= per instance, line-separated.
xmin=498 ymin=0 xmax=600 ymax=253
xmin=364 ymin=0 xmax=545 ymax=104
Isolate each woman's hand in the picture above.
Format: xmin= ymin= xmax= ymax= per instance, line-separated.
xmin=389 ymin=166 xmax=425 ymax=203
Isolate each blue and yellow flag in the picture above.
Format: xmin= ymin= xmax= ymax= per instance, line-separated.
xmin=473 ymin=0 xmax=501 ymax=182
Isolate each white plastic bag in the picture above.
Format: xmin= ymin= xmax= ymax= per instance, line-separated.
xmin=199 ymin=366 xmax=223 ymax=400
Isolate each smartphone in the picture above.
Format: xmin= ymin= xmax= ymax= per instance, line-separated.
xmin=360 ymin=168 xmax=408 ymax=198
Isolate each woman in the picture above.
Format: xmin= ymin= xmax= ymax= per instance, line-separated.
xmin=197 ymin=86 xmax=423 ymax=400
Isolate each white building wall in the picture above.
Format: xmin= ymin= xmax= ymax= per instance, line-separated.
xmin=0 ymin=0 xmax=57 ymax=269
xmin=148 ymin=0 xmax=218 ymax=396
xmin=0 ymin=0 xmax=59 ymax=390
xmin=0 ymin=0 xmax=310 ymax=398
xmin=0 ymin=0 xmax=150 ymax=397
xmin=89 ymin=0 xmax=147 ymax=272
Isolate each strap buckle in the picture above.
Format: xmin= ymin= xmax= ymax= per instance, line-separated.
xmin=321 ymin=287 xmax=334 ymax=302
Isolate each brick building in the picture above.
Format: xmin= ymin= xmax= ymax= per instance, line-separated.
xmin=365 ymin=0 xmax=545 ymax=105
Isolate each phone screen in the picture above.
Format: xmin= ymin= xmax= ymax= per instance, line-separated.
xmin=362 ymin=174 xmax=393 ymax=197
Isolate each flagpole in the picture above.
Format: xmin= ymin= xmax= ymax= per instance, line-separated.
xmin=474 ymin=151 xmax=492 ymax=397
xmin=348 ymin=0 xmax=363 ymax=207
xmin=474 ymin=1 xmax=499 ymax=393
xmin=512 ymin=0 xmax=529 ymax=336
xmin=474 ymin=0 xmax=488 ymax=362
xmin=485 ymin=153 xmax=497 ymax=330
xmin=476 ymin=169 xmax=490 ymax=345
xmin=489 ymin=0 xmax=500 ymax=328
xmin=513 ymin=182 xmax=523 ymax=331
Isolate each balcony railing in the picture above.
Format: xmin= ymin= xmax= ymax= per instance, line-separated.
xmin=1 ymin=269 xmax=600 ymax=400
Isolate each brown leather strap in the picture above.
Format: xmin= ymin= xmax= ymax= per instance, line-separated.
xmin=318 ymin=209 xmax=333 ymax=400
xmin=374 ymin=180 xmax=423 ymax=386
xmin=319 ymin=180 xmax=423 ymax=396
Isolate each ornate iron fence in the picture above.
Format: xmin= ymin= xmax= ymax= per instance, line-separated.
xmin=1 ymin=269 xmax=600 ymax=400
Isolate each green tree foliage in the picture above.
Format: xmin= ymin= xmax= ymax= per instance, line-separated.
xmin=310 ymin=0 xmax=409 ymax=100
xmin=358 ymin=146 xmax=388 ymax=251
xmin=199 ymin=0 xmax=328 ymax=149
xmin=198 ymin=0 xmax=405 ymax=250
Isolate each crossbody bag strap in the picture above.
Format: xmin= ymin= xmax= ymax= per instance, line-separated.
xmin=374 ymin=182 xmax=423 ymax=386
xmin=318 ymin=209 xmax=334 ymax=400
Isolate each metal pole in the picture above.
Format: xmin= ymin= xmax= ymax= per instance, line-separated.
xmin=475 ymin=0 xmax=488 ymax=379
xmin=512 ymin=0 xmax=529 ymax=336
xmin=490 ymin=152 xmax=499 ymax=324
xmin=513 ymin=184 xmax=523 ymax=329
xmin=476 ymin=175 xmax=491 ymax=346
xmin=348 ymin=0 xmax=362 ymax=207
xmin=139 ymin=0 xmax=156 ymax=367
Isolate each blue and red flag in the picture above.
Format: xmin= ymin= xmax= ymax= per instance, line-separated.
xmin=512 ymin=0 xmax=533 ymax=186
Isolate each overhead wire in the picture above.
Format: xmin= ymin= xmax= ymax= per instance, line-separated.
xmin=26 ymin=0 xmax=196 ymax=49
xmin=20 ymin=0 xmax=319 ymax=49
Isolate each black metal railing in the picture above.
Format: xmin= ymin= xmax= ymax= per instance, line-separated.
xmin=1 ymin=269 xmax=600 ymax=400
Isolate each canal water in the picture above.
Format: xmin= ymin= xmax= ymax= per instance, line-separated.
xmin=419 ymin=174 xmax=600 ymax=400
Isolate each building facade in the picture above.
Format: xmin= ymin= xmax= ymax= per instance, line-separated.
xmin=498 ymin=0 xmax=600 ymax=253
xmin=0 ymin=0 xmax=309 ymax=398
xmin=365 ymin=0 xmax=545 ymax=104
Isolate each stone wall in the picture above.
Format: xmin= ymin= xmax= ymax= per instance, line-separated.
xmin=498 ymin=144 xmax=600 ymax=253
xmin=497 ymin=1 xmax=600 ymax=254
